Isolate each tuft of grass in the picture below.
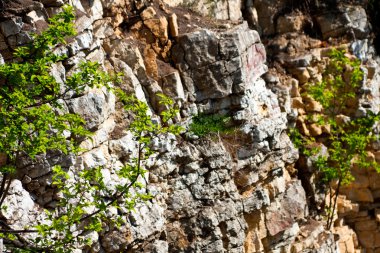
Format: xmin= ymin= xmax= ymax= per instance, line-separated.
xmin=189 ymin=114 xmax=233 ymax=137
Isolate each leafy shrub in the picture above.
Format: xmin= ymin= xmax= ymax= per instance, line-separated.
xmin=0 ymin=5 xmax=181 ymax=252
xmin=290 ymin=48 xmax=380 ymax=229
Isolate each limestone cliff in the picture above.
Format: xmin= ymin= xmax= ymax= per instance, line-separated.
xmin=0 ymin=0 xmax=379 ymax=252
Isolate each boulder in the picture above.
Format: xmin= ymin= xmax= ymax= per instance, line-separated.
xmin=0 ymin=17 xmax=23 ymax=37
xmin=172 ymin=22 xmax=265 ymax=102
xmin=144 ymin=17 xmax=169 ymax=43
xmin=93 ymin=18 xmax=114 ymax=39
xmin=316 ymin=5 xmax=369 ymax=39
xmin=66 ymin=88 xmax=115 ymax=130
xmin=161 ymin=70 xmax=185 ymax=101
xmin=276 ymin=13 xmax=304 ymax=34
xmin=243 ymin=188 xmax=270 ymax=213
xmin=140 ymin=6 xmax=157 ymax=21
xmin=341 ymin=187 xmax=374 ymax=203
xmin=266 ymin=180 xmax=307 ymax=236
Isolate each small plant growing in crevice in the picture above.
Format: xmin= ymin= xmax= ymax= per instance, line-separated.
xmin=289 ymin=48 xmax=380 ymax=230
xmin=189 ymin=114 xmax=247 ymax=160
xmin=189 ymin=114 xmax=233 ymax=137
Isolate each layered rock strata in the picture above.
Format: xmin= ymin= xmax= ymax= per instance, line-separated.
xmin=248 ymin=0 xmax=380 ymax=252
xmin=2 ymin=0 xmax=380 ymax=252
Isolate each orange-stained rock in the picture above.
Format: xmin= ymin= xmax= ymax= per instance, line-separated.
xmin=168 ymin=13 xmax=179 ymax=38
xmin=368 ymin=171 xmax=380 ymax=190
xmin=357 ymin=231 xmax=374 ymax=248
xmin=292 ymin=97 xmax=304 ymax=109
xmin=349 ymin=173 xmax=370 ymax=189
xmin=144 ymin=46 xmax=159 ymax=80
xmin=276 ymin=14 xmax=304 ymax=33
xmin=374 ymin=151 xmax=380 ymax=163
xmin=305 ymin=99 xmax=323 ymax=112
xmin=144 ymin=17 xmax=169 ymax=43
xmin=335 ymin=114 xmax=351 ymax=125
xmin=375 ymin=233 xmax=380 ymax=248
xmin=290 ymin=67 xmax=310 ymax=84
xmin=299 ymin=121 xmax=310 ymax=136
xmin=140 ymin=6 xmax=157 ymax=21
xmin=334 ymin=225 xmax=358 ymax=253
xmin=309 ymin=123 xmax=322 ymax=136
xmin=322 ymin=124 xmax=331 ymax=134
xmin=341 ymin=187 xmax=374 ymax=203
xmin=355 ymin=220 xmax=377 ymax=231
xmin=289 ymin=78 xmax=300 ymax=97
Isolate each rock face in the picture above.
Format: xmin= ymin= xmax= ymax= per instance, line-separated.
xmin=1 ymin=0 xmax=380 ymax=253
xmin=172 ymin=23 xmax=266 ymax=104
xmin=162 ymin=0 xmax=243 ymax=21
xmin=315 ymin=5 xmax=369 ymax=40
xmin=255 ymin=1 xmax=380 ymax=253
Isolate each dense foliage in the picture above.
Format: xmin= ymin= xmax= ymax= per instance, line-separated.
xmin=0 ymin=5 xmax=180 ymax=252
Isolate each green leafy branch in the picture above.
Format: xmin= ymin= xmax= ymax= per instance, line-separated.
xmin=0 ymin=5 xmax=182 ymax=253
xmin=290 ymin=48 xmax=380 ymax=229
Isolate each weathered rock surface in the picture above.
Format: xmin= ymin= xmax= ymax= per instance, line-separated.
xmin=316 ymin=5 xmax=369 ymax=40
xmin=2 ymin=0 xmax=380 ymax=252
xmin=162 ymin=0 xmax=242 ymax=21
xmin=172 ymin=22 xmax=266 ymax=104
xmin=255 ymin=1 xmax=380 ymax=253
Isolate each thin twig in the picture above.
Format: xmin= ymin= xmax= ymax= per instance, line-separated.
xmin=0 ymin=176 xmax=12 ymax=209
